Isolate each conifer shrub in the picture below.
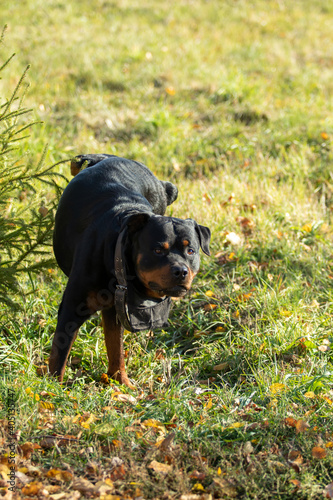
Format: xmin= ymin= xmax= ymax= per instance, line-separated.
xmin=0 ymin=28 xmax=62 ymax=308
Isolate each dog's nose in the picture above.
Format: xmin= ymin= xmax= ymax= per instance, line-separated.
xmin=172 ymin=265 xmax=189 ymax=280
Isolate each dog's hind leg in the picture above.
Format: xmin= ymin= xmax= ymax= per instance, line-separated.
xmin=102 ymin=306 xmax=135 ymax=389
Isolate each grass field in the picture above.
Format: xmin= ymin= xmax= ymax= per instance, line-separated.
xmin=1 ymin=0 xmax=333 ymax=498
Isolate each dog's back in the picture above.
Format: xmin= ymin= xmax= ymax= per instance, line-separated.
xmin=53 ymin=155 xmax=178 ymax=276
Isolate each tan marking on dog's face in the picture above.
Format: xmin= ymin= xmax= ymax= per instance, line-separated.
xmin=182 ymin=239 xmax=189 ymax=247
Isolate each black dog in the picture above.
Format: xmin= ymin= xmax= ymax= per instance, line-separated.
xmin=49 ymin=154 xmax=211 ymax=387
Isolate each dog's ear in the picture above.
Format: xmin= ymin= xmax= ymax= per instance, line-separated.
xmin=187 ymin=219 xmax=211 ymax=256
xmin=126 ymin=213 xmax=151 ymax=234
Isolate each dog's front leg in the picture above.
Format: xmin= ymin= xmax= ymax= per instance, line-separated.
xmin=102 ymin=306 xmax=134 ymax=389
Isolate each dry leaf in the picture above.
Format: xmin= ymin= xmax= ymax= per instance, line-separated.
xmin=323 ymin=482 xmax=333 ymax=498
xmin=100 ymin=373 xmax=109 ymax=384
xmin=157 ymin=431 xmax=176 ymax=451
xmin=22 ymin=481 xmax=44 ymax=496
xmin=110 ymin=464 xmax=126 ymax=481
xmin=203 ymin=303 xmax=217 ymax=312
xmin=155 ymin=348 xmax=166 ymax=360
xmin=296 ymin=420 xmax=309 ymax=434
xmin=72 ymin=478 xmax=95 ymax=494
xmin=213 ymin=362 xmax=229 ymax=372
xmin=312 ymin=446 xmax=327 ymax=459
xmin=236 ymin=216 xmax=255 ymax=232
xmin=225 ymin=232 xmax=241 ymax=246
xmin=111 ymin=392 xmax=137 ymax=403
xmin=189 ymin=470 xmax=207 ymax=481
xmin=38 ymin=206 xmax=48 ymax=217
xmin=148 ymin=460 xmax=172 ymax=474
xmin=284 ymin=417 xmax=297 ymax=427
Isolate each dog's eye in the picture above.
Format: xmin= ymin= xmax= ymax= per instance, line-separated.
xmin=187 ymin=248 xmax=195 ymax=255
xmin=154 ymin=248 xmax=162 ymax=255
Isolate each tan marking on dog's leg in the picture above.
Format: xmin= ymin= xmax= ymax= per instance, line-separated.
xmin=102 ymin=307 xmax=135 ymax=389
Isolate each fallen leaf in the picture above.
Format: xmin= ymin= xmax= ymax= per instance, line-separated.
xmin=304 ymin=391 xmax=316 ymax=399
xmin=148 ymin=460 xmax=172 ymax=474
xmin=155 ymin=348 xmax=166 ymax=360
xmin=111 ymin=392 xmax=137 ymax=404
xmin=46 ymin=469 xmax=73 ymax=482
xmin=312 ymin=446 xmax=327 ymax=459
xmin=100 ymin=373 xmax=109 ymax=384
xmin=269 ymin=383 xmax=286 ymax=395
xmin=296 ymin=420 xmax=309 ymax=434
xmin=205 ymin=290 xmax=215 ymax=298
xmin=94 ymin=479 xmax=114 ymax=495
xmin=211 ymin=477 xmax=238 ymax=497
xmin=213 ymin=362 xmax=229 ymax=372
xmin=203 ymin=303 xmax=217 ymax=312
xmin=302 ymin=223 xmax=312 ymax=233
xmin=109 ymin=464 xmax=126 ymax=481
xmin=165 ymin=87 xmax=176 ymax=96
xmin=323 ymin=482 xmax=333 ymax=498
xmin=156 ymin=431 xmax=176 ymax=451
xmin=225 ymin=232 xmax=241 ymax=246
xmin=22 ymin=481 xmax=44 ymax=496
xmin=19 ymin=442 xmax=41 ymax=458
xmin=321 ymin=132 xmax=329 ymax=140
xmin=189 ymin=470 xmax=206 ymax=481
xmin=236 ymin=216 xmax=255 ymax=232
xmin=72 ymin=478 xmax=96 ymax=494
xmin=39 ymin=401 xmax=55 ymax=411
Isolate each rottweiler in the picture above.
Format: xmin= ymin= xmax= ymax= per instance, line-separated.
xmin=49 ymin=154 xmax=211 ymax=387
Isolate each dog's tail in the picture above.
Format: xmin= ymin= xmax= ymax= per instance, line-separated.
xmin=70 ymin=154 xmax=115 ymax=176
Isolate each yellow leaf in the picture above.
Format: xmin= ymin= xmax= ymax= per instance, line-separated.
xmin=321 ymin=132 xmax=329 ymax=140
xmin=269 ymin=383 xmax=286 ymax=395
xmin=25 ymin=387 xmax=32 ymax=394
xmin=279 ymin=308 xmax=292 ymax=317
xmin=325 ymin=442 xmax=333 ymax=448
xmin=193 ymin=482 xmax=205 ymax=491
xmin=165 ymin=87 xmax=176 ymax=96
xmin=304 ymin=391 xmax=316 ymax=399
xmin=323 ymin=396 xmax=333 ymax=405
xmin=100 ymin=373 xmax=109 ymax=384
xmin=217 ymin=467 xmax=222 ymax=475
xmin=215 ymin=326 xmax=225 ymax=332
xmin=228 ymin=422 xmax=245 ymax=429
xmin=39 ymin=401 xmax=55 ymax=411
xmin=205 ymin=290 xmax=215 ymax=297
xmin=204 ymin=397 xmax=213 ymax=410
xmin=302 ymin=223 xmax=312 ymax=233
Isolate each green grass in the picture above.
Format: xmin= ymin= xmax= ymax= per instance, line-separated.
xmin=1 ymin=0 xmax=333 ymax=498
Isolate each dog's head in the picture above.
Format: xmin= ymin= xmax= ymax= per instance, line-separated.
xmin=127 ymin=214 xmax=211 ymax=298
